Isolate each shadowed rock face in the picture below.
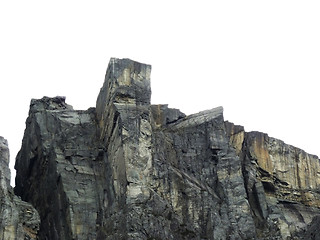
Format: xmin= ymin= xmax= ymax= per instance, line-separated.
xmin=0 ymin=136 xmax=40 ymax=240
xmin=11 ymin=58 xmax=320 ymax=239
xmin=14 ymin=97 xmax=101 ymax=240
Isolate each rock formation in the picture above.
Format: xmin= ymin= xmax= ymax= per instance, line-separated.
xmin=0 ymin=57 xmax=318 ymax=239
xmin=225 ymin=123 xmax=320 ymax=239
xmin=0 ymin=136 xmax=40 ymax=239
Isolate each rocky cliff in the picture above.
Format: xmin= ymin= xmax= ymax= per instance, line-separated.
xmin=0 ymin=57 xmax=319 ymax=239
xmin=0 ymin=136 xmax=40 ymax=239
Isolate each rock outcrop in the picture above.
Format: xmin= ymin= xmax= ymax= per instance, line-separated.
xmin=14 ymin=97 xmax=101 ymax=240
xmin=0 ymin=136 xmax=40 ymax=239
xmin=10 ymin=58 xmax=320 ymax=239
xmin=225 ymin=122 xmax=320 ymax=239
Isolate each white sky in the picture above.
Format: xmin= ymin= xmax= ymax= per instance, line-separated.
xmin=1 ymin=1 xmax=319 ymax=186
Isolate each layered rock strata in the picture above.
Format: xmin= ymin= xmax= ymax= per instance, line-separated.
xmin=13 ymin=58 xmax=320 ymax=239
xmin=0 ymin=136 xmax=40 ymax=239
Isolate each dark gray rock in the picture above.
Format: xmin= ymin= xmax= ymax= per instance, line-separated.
xmin=151 ymin=104 xmax=186 ymax=126
xmin=13 ymin=58 xmax=320 ymax=239
xmin=295 ymin=215 xmax=320 ymax=240
xmin=14 ymin=97 xmax=102 ymax=240
xmin=0 ymin=136 xmax=40 ymax=240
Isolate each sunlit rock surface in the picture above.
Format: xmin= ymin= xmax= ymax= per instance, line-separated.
xmin=12 ymin=58 xmax=320 ymax=239
xmin=0 ymin=136 xmax=40 ymax=240
xmin=225 ymin=122 xmax=320 ymax=239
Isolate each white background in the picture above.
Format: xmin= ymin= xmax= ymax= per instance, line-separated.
xmin=1 ymin=1 xmax=319 ymax=186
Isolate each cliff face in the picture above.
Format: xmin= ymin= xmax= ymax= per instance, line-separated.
xmin=9 ymin=58 xmax=320 ymax=239
xmin=0 ymin=136 xmax=40 ymax=239
xmin=14 ymin=97 xmax=101 ymax=239
xmin=225 ymin=123 xmax=320 ymax=239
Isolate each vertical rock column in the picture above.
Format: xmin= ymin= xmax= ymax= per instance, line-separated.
xmin=96 ymin=58 xmax=153 ymax=239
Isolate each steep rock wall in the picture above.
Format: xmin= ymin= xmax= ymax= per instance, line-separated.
xmin=95 ymin=58 xmax=256 ymax=239
xmin=14 ymin=97 xmax=103 ymax=240
xmin=13 ymin=58 xmax=320 ymax=239
xmin=0 ymin=136 xmax=40 ymax=239
xmin=225 ymin=122 xmax=320 ymax=239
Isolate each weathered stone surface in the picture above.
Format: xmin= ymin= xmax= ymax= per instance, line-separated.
xmin=95 ymin=58 xmax=153 ymax=239
xmin=13 ymin=58 xmax=320 ymax=239
xmin=0 ymin=136 xmax=40 ymax=240
xmin=150 ymin=107 xmax=256 ymax=239
xmin=151 ymin=104 xmax=186 ymax=127
xmin=14 ymin=96 xmax=102 ymax=240
xmin=295 ymin=215 xmax=320 ymax=239
xmin=226 ymin=122 xmax=320 ymax=239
